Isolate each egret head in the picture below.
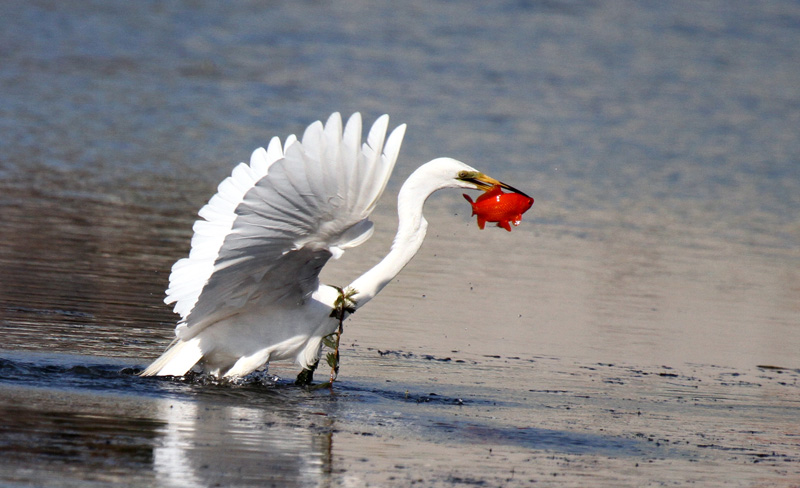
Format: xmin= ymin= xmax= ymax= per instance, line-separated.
xmin=414 ymin=157 xmax=532 ymax=198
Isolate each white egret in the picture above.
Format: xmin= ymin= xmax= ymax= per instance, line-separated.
xmin=141 ymin=113 xmax=531 ymax=383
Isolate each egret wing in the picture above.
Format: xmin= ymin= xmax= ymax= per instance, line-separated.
xmin=164 ymin=113 xmax=407 ymax=339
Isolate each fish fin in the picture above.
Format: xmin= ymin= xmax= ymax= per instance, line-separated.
xmin=477 ymin=217 xmax=486 ymax=230
xmin=499 ymin=220 xmax=512 ymax=232
xmin=463 ymin=194 xmax=477 ymax=216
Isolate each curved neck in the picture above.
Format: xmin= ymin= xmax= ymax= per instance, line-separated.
xmin=348 ymin=167 xmax=440 ymax=308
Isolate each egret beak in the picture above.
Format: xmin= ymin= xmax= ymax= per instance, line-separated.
xmin=457 ymin=171 xmax=532 ymax=199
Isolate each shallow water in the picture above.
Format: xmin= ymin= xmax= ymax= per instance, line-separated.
xmin=2 ymin=0 xmax=799 ymax=486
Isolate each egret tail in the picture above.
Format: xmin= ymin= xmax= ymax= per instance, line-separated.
xmin=141 ymin=338 xmax=203 ymax=377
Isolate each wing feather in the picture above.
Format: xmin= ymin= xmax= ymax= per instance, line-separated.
xmin=165 ymin=113 xmax=405 ymax=340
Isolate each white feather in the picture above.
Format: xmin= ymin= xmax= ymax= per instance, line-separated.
xmin=140 ymin=338 xmax=203 ymax=377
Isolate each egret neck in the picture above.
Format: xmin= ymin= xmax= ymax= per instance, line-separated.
xmin=347 ymin=159 xmax=464 ymax=308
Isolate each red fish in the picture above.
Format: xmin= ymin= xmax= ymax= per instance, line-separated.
xmin=463 ymin=185 xmax=534 ymax=232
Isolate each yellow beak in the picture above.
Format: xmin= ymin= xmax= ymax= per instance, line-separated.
xmin=457 ymin=171 xmax=532 ymax=198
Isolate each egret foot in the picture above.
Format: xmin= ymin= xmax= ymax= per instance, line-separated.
xmin=295 ymin=359 xmax=319 ymax=386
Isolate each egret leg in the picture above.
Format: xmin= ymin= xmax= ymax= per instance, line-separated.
xmin=298 ymin=286 xmax=354 ymax=388
xmin=323 ymin=286 xmax=355 ymax=386
xmin=328 ymin=322 xmax=342 ymax=383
